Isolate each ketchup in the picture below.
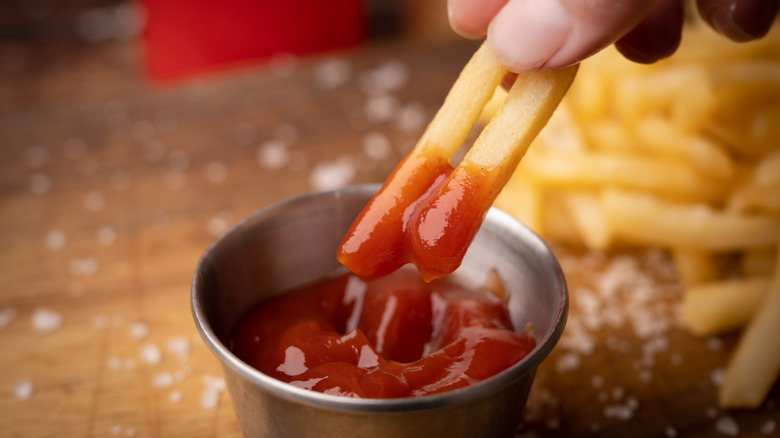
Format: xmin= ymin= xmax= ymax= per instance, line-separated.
xmin=231 ymin=268 xmax=535 ymax=398
xmin=337 ymin=154 xmax=496 ymax=282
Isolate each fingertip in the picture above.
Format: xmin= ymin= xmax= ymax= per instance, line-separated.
xmin=615 ymin=0 xmax=683 ymax=63
xmin=448 ymin=0 xmax=509 ymax=40
xmin=697 ymin=0 xmax=779 ymax=42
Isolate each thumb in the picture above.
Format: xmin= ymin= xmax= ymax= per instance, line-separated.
xmin=487 ymin=0 xmax=656 ymax=72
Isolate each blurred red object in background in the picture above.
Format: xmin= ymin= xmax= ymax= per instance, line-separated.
xmin=139 ymin=0 xmax=367 ymax=82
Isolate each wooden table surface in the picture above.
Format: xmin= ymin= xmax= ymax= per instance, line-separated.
xmin=0 ymin=34 xmax=777 ymax=438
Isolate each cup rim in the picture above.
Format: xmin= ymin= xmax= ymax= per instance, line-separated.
xmin=191 ymin=184 xmax=568 ymax=413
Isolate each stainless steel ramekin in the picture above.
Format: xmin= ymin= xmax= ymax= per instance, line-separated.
xmin=192 ymin=184 xmax=567 ymax=438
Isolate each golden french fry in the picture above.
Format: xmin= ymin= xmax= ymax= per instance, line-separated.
xmin=680 ymin=276 xmax=771 ymax=336
xmin=672 ymin=248 xmax=721 ymax=287
xmin=720 ymin=242 xmax=780 ymax=408
xmin=522 ymin=151 xmax=727 ymax=202
xmin=494 ymin=170 xmax=544 ymax=234
xmin=741 ymin=248 xmax=777 ymax=277
xmin=601 ymin=189 xmax=780 ymax=251
xmin=561 ymin=191 xmax=612 ymax=251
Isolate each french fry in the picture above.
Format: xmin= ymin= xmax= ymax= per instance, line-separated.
xmin=522 ymin=151 xmax=727 ymax=203
xmin=671 ymin=248 xmax=721 ymax=287
xmin=601 ymin=189 xmax=780 ymax=251
xmin=680 ymin=276 xmax=771 ymax=336
xmin=562 ymin=191 xmax=612 ymax=251
xmin=720 ymin=241 xmax=780 ymax=408
xmin=741 ymin=248 xmax=777 ymax=277
xmin=339 ymin=42 xmax=577 ymax=281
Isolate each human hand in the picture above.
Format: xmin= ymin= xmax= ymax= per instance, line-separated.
xmin=448 ymin=0 xmax=779 ymax=72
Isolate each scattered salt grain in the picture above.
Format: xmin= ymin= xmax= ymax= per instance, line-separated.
xmin=31 ymin=308 xmax=63 ymax=333
xmin=761 ymin=419 xmax=776 ymax=435
xmin=665 ymin=426 xmax=678 ymax=437
xmin=206 ymin=211 xmax=234 ymax=237
xmin=29 ymin=173 xmax=52 ymax=195
xmin=109 ymin=170 xmax=132 ymax=190
xmin=0 ymin=308 xmax=15 ymax=329
xmin=706 ymin=407 xmax=719 ymax=418
xmin=77 ymin=155 xmax=100 ymax=176
xmin=603 ymin=404 xmax=635 ymax=421
xmin=395 ymin=102 xmax=426 ymax=133
xmin=364 ymin=94 xmax=400 ymax=123
xmin=714 ymin=416 xmax=739 ymax=436
xmin=168 ymin=149 xmax=190 ymax=172
xmin=313 ymin=57 xmax=352 ymax=90
xmin=169 ymin=390 xmax=183 ymax=403
xmin=706 ymin=337 xmax=723 ymax=351
xmin=359 ymin=60 xmax=410 ymax=95
xmin=97 ymin=225 xmax=117 ymax=246
xmin=670 ymin=353 xmax=683 ymax=366
xmin=110 ymin=424 xmax=122 ymax=435
xmin=128 ymin=321 xmax=149 ymax=340
xmin=256 ymin=140 xmax=291 ymax=170
xmin=152 ymin=372 xmax=174 ymax=388
xmin=204 ymin=161 xmax=228 ymax=183
xmin=164 ymin=171 xmax=187 ymax=191
xmin=591 ymin=375 xmax=604 ymax=388
xmin=84 ymin=190 xmax=106 ymax=212
xmin=92 ymin=314 xmax=110 ymax=330
xmin=167 ymin=336 xmax=190 ymax=361
xmin=309 ymin=157 xmax=356 ymax=191
xmin=25 ymin=146 xmax=48 ymax=168
xmin=124 ymin=427 xmax=136 ymax=437
xmin=362 ymin=132 xmax=392 ymax=162
xmin=69 ymin=257 xmax=99 ymax=277
xmin=139 ymin=343 xmax=162 ymax=366
xmin=710 ymin=368 xmax=725 ymax=387
xmin=12 ymin=379 xmax=33 ymax=400
xmin=555 ymin=352 xmax=581 ymax=373
xmin=200 ymin=376 xmax=226 ymax=410
xmin=45 ymin=229 xmax=67 ymax=251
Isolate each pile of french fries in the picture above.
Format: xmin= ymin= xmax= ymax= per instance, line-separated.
xmin=492 ymin=21 xmax=780 ymax=408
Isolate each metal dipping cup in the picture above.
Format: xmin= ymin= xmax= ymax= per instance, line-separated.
xmin=192 ymin=184 xmax=568 ymax=438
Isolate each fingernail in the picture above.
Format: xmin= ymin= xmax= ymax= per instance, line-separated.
xmin=698 ymin=0 xmax=779 ymax=41
xmin=487 ymin=0 xmax=572 ymax=72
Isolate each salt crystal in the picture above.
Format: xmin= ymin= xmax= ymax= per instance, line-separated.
xmin=555 ymin=352 xmax=581 ymax=373
xmin=670 ymin=353 xmax=683 ymax=366
xmin=591 ymin=375 xmax=604 ymax=388
xmin=0 ymin=308 xmax=16 ymax=329
xmin=706 ymin=407 xmax=719 ymax=418
xmin=395 ymin=102 xmax=426 ymax=133
xmin=309 ymin=157 xmax=356 ymax=191
xmin=603 ymin=404 xmax=634 ymax=421
xmin=110 ymin=424 xmax=122 ymax=435
xmin=124 ymin=427 xmax=136 ymax=437
xmin=665 ymin=426 xmax=679 ymax=437
xmin=84 ymin=190 xmax=106 ymax=211
xmin=612 ymin=386 xmax=625 ymax=401
xmin=710 ymin=368 xmax=725 ymax=387
xmin=169 ymin=390 xmax=183 ymax=403
xmin=167 ymin=336 xmax=190 ymax=361
xmin=714 ymin=416 xmax=740 ymax=436
xmin=545 ymin=418 xmax=560 ymax=430
xmin=32 ymin=308 xmax=63 ymax=333
xmin=207 ymin=211 xmax=234 ymax=237
xmin=107 ymin=356 xmax=123 ymax=370
xmin=29 ymin=173 xmax=52 ymax=195
xmin=92 ymin=314 xmax=110 ymax=330
xmin=77 ymin=155 xmax=100 ymax=176
xmin=152 ymin=372 xmax=174 ymax=388
xmin=204 ymin=161 xmax=228 ymax=183
xmin=69 ymin=257 xmax=99 ymax=277
xmin=359 ymin=60 xmax=409 ymax=95
xmin=168 ymin=150 xmax=190 ymax=172
xmin=200 ymin=376 xmax=226 ymax=410
xmin=364 ymin=94 xmax=400 ymax=123
xmin=706 ymin=337 xmax=723 ymax=351
xmin=313 ymin=57 xmax=352 ymax=90
xmin=12 ymin=379 xmax=34 ymax=400
xmin=362 ymin=132 xmax=392 ymax=162
xmin=761 ymin=419 xmax=776 ymax=435
xmin=25 ymin=146 xmax=48 ymax=168
xmin=45 ymin=229 xmax=67 ymax=251
xmin=128 ymin=321 xmax=149 ymax=340
xmin=257 ymin=140 xmax=291 ymax=170
xmin=164 ymin=171 xmax=187 ymax=191
xmin=139 ymin=343 xmax=162 ymax=365
xmin=97 ymin=225 xmax=117 ymax=246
